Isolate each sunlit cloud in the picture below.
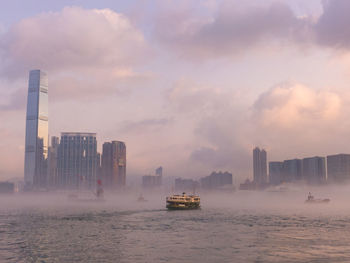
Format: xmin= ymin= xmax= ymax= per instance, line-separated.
xmin=1 ymin=1 xmax=350 ymax=181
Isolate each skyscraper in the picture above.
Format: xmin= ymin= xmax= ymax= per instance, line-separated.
xmin=253 ymin=147 xmax=267 ymax=185
xmin=142 ymin=174 xmax=162 ymax=188
xmin=200 ymin=171 xmax=233 ymax=190
xmin=24 ymin=70 xmax=49 ymax=189
xmin=175 ymin=177 xmax=199 ymax=192
xmin=48 ymin=136 xmax=59 ymax=188
xmin=101 ymin=141 xmax=126 ymax=189
xmin=156 ymin=166 xmax=163 ymax=177
xmin=283 ymin=159 xmax=302 ymax=182
xmin=57 ymin=133 xmax=98 ymax=189
xmin=327 ymin=154 xmax=350 ymax=183
xmin=302 ymin=156 xmax=326 ymax=184
xmin=269 ymin=161 xmax=283 ymax=185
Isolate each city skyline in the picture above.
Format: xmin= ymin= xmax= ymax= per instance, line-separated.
xmin=3 ymin=1 xmax=350 ymax=181
xmin=3 ymin=2 xmax=350 ymax=263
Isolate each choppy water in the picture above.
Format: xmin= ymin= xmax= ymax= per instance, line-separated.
xmin=1 ymin=189 xmax=350 ymax=263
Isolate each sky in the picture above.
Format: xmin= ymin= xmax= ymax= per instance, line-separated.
xmin=1 ymin=0 xmax=350 ymax=182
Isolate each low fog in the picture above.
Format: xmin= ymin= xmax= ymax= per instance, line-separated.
xmin=2 ymin=184 xmax=350 ymax=217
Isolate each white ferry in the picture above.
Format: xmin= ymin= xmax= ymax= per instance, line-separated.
xmin=166 ymin=192 xmax=200 ymax=210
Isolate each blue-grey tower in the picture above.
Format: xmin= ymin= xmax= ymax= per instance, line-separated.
xmin=24 ymin=70 xmax=49 ymax=189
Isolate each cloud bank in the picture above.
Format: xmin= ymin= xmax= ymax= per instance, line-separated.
xmin=1 ymin=1 xmax=350 ymax=181
xmin=164 ymin=80 xmax=347 ymax=177
xmin=153 ymin=0 xmax=350 ymax=60
xmin=0 ymin=6 xmax=151 ymax=104
xmin=0 ymin=7 xmax=147 ymax=75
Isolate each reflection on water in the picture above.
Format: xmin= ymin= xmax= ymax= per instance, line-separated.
xmin=1 ymin=190 xmax=350 ymax=262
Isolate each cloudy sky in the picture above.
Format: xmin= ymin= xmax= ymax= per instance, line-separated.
xmin=1 ymin=0 xmax=350 ymax=182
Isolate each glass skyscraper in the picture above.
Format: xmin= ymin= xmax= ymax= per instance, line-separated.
xmin=24 ymin=70 xmax=49 ymax=189
xmin=253 ymin=147 xmax=267 ymax=185
xmin=58 ymin=133 xmax=98 ymax=189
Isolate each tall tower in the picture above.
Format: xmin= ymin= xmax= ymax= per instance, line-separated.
xmin=253 ymin=147 xmax=267 ymax=185
xmin=155 ymin=166 xmax=163 ymax=177
xmin=253 ymin=147 xmax=261 ymax=183
xmin=101 ymin=141 xmax=126 ymax=189
xmin=24 ymin=70 xmax=49 ymax=189
xmin=261 ymin=149 xmax=267 ymax=183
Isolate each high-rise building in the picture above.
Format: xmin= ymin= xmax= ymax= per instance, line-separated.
xmin=283 ymin=159 xmax=302 ymax=182
xmin=156 ymin=166 xmax=163 ymax=177
xmin=175 ymin=178 xmax=199 ymax=192
xmin=200 ymin=171 xmax=233 ymax=190
xmin=101 ymin=141 xmax=126 ymax=188
xmin=47 ymin=136 xmax=59 ymax=188
xmin=142 ymin=174 xmax=162 ymax=188
xmin=57 ymin=133 xmax=97 ymax=189
xmin=96 ymin=152 xmax=102 ymax=181
xmin=253 ymin=147 xmax=267 ymax=185
xmin=24 ymin=70 xmax=49 ymax=189
xmin=302 ymin=156 xmax=326 ymax=184
xmin=269 ymin=162 xmax=283 ymax=185
xmin=327 ymin=154 xmax=350 ymax=183
xmin=0 ymin=182 xmax=15 ymax=194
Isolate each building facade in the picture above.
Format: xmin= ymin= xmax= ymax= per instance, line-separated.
xmin=327 ymin=154 xmax=350 ymax=183
xmin=175 ymin=178 xmax=199 ymax=192
xmin=47 ymin=136 xmax=59 ymax=188
xmin=101 ymin=141 xmax=126 ymax=189
xmin=0 ymin=182 xmax=15 ymax=194
xmin=253 ymin=147 xmax=267 ymax=185
xmin=57 ymin=133 xmax=98 ymax=189
xmin=24 ymin=70 xmax=49 ymax=189
xmin=142 ymin=174 xmax=162 ymax=188
xmin=156 ymin=166 xmax=163 ymax=177
xmin=302 ymin=156 xmax=326 ymax=184
xmin=269 ymin=162 xmax=283 ymax=185
xmin=200 ymin=171 xmax=233 ymax=190
xmin=283 ymin=159 xmax=302 ymax=182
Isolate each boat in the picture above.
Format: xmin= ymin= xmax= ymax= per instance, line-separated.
xmin=166 ymin=192 xmax=200 ymax=210
xmin=305 ymin=192 xmax=330 ymax=204
xmin=67 ymin=179 xmax=105 ymax=203
xmin=137 ymin=194 xmax=148 ymax=202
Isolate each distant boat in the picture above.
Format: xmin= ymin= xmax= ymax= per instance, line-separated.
xmin=305 ymin=192 xmax=330 ymax=204
xmin=67 ymin=179 xmax=105 ymax=203
xmin=137 ymin=194 xmax=148 ymax=202
xmin=166 ymin=192 xmax=200 ymax=210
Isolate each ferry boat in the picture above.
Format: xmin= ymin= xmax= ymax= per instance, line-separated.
xmin=166 ymin=192 xmax=200 ymax=210
xmin=305 ymin=192 xmax=330 ymax=204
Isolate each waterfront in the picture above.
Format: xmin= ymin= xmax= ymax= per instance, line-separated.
xmin=1 ymin=190 xmax=350 ymax=262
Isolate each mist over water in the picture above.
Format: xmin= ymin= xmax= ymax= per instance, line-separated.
xmin=1 ymin=187 xmax=350 ymax=262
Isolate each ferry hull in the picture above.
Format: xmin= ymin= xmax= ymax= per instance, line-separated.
xmin=166 ymin=202 xmax=200 ymax=210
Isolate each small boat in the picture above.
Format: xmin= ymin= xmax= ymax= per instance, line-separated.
xmin=67 ymin=179 xmax=105 ymax=203
xmin=137 ymin=194 xmax=147 ymax=202
xmin=166 ymin=192 xmax=200 ymax=210
xmin=305 ymin=192 xmax=330 ymax=204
